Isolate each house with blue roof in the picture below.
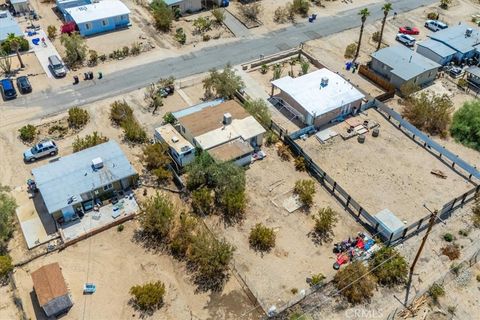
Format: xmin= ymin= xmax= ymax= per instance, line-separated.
xmin=56 ymin=0 xmax=131 ymax=36
xmin=0 ymin=10 xmax=24 ymax=43
xmin=417 ymin=23 xmax=480 ymax=65
xmin=32 ymin=141 xmax=138 ymax=222
xmin=370 ymin=45 xmax=441 ymax=89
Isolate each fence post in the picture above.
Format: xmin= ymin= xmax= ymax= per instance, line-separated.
xmin=358 ymin=207 xmax=363 ymax=219
xmin=374 ymin=222 xmax=380 ymax=233
xmin=332 ymin=181 xmax=337 ymax=193
xmin=450 ymin=198 xmax=457 ymax=211
xmin=461 ymin=192 xmax=468 ymax=205
xmin=402 ymin=227 xmax=409 ymax=239
xmin=416 ymin=218 xmax=424 ymax=230
xmin=345 ymin=195 xmax=351 ymax=209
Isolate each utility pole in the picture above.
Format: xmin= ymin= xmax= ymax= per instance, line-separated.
xmin=404 ymin=209 xmax=438 ymax=305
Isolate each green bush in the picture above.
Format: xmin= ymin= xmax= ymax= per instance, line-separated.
xmin=344 ymin=43 xmax=357 ymax=58
xmin=294 ymin=157 xmax=306 ymax=171
xmin=450 ymin=100 xmax=480 ymax=151
xmin=291 ymin=0 xmax=310 ymax=16
xmin=1 ymin=36 xmax=29 ymax=53
xmin=428 ymin=283 xmax=445 ymax=302
xmin=334 ymin=261 xmax=376 ymax=304
xmin=174 ymin=28 xmax=186 ymax=45
xmin=0 ymin=185 xmax=17 ymax=253
xmin=294 ymin=179 xmax=315 ymax=207
xmin=427 ymin=12 xmax=438 ymax=20
xmin=110 ymin=101 xmax=133 ymax=126
xmin=122 ymin=118 xmax=147 ymax=143
xmin=0 ymin=255 xmax=13 ymax=279
xmin=68 ymin=107 xmax=90 ymax=129
xmin=18 ymin=124 xmax=36 ymax=142
xmin=150 ymin=0 xmax=173 ymax=31
xmin=139 ymin=193 xmax=175 ymax=239
xmin=249 ymin=223 xmax=276 ymax=252
xmin=243 ymin=99 xmax=271 ymax=127
xmin=369 ymin=246 xmax=408 ymax=287
xmin=313 ymin=207 xmax=338 ymax=240
xmin=443 ymin=232 xmax=454 ymax=242
xmin=163 ymin=112 xmax=176 ymax=125
xmin=130 ymin=281 xmax=166 ymax=312
xmin=142 ymin=143 xmax=171 ymax=182
xmin=211 ymin=8 xmax=225 ymax=24
xmin=265 ymin=130 xmax=279 ymax=146
xmin=191 ymin=187 xmax=214 ymax=215
xmin=117 ymin=224 xmax=124 ymax=232
xmin=310 ymin=273 xmax=325 ymax=286
xmin=72 ymin=132 xmax=109 ymax=152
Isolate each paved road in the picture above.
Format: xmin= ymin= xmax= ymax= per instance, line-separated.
xmin=2 ymin=0 xmax=437 ymax=124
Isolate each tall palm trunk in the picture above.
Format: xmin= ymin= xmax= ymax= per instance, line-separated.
xmin=16 ymin=49 xmax=25 ymax=69
xmin=377 ymin=13 xmax=388 ymax=51
xmin=354 ymin=17 xmax=366 ymax=62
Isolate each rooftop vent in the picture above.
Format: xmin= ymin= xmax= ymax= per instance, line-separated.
xmin=466 ymin=28 xmax=473 ymax=37
xmin=171 ymin=136 xmax=180 ymax=143
xmin=92 ymin=157 xmax=103 ymax=169
xmin=180 ymin=146 xmax=191 ymax=152
xmin=320 ymin=77 xmax=329 ymax=88
xmin=223 ymin=112 xmax=232 ymax=125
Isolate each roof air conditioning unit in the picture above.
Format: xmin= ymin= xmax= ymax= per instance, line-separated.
xmin=321 ymin=77 xmax=329 ymax=87
xmin=466 ymin=28 xmax=473 ymax=37
xmin=92 ymin=157 xmax=104 ymax=169
xmin=171 ymin=136 xmax=179 ymax=143
xmin=223 ymin=112 xmax=232 ymax=125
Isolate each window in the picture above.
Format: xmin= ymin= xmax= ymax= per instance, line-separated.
xmin=102 ymin=19 xmax=109 ymax=26
xmin=85 ymin=23 xmax=92 ymax=30
xmin=103 ymin=183 xmax=113 ymax=191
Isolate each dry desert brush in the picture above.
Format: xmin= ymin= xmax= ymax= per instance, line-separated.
xmin=72 ymin=132 xmax=109 ymax=152
xmin=129 ymin=281 xmax=166 ymax=313
xmin=311 ymin=207 xmax=338 ymax=244
xmin=369 ymin=246 xmax=408 ymax=287
xmin=249 ymin=223 xmax=276 ymax=252
xmin=142 ymin=143 xmax=172 ymax=183
xmin=294 ymin=179 xmax=316 ymax=207
xmin=334 ymin=261 xmax=376 ymax=304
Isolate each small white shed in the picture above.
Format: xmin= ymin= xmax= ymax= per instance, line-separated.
xmin=11 ymin=0 xmax=30 ymax=13
xmin=374 ymin=208 xmax=405 ymax=242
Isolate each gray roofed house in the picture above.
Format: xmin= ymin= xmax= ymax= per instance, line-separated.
xmin=32 ymin=140 xmax=137 ymax=221
xmin=370 ymin=45 xmax=441 ymax=89
xmin=0 ymin=10 xmax=24 ymax=42
xmin=417 ymin=23 xmax=480 ymax=65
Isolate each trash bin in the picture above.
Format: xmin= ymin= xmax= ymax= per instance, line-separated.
xmin=312 ymin=14 xmax=317 ymax=20
xmin=308 ymin=17 xmax=314 ymax=23
xmin=84 ymin=73 xmax=89 ymax=80
xmin=88 ymin=71 xmax=94 ymax=80
xmin=73 ymin=75 xmax=79 ymax=84
xmin=98 ymin=71 xmax=103 ymax=79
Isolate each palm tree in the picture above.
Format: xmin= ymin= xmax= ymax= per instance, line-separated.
xmin=7 ymin=34 xmax=25 ymax=69
xmin=377 ymin=3 xmax=393 ymax=51
xmin=354 ymin=8 xmax=370 ymax=62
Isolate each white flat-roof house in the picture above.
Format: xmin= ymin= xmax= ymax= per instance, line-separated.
xmin=271 ymin=69 xmax=365 ymax=128
xmin=154 ymin=123 xmax=195 ymax=167
xmin=172 ymin=100 xmax=266 ymax=166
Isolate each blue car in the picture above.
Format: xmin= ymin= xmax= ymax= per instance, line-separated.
xmin=1 ymin=79 xmax=17 ymax=101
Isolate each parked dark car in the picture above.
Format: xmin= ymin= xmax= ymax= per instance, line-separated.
xmin=0 ymin=79 xmax=17 ymax=101
xmin=16 ymin=76 xmax=32 ymax=94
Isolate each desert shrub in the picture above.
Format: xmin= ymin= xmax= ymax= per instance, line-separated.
xmin=428 ymin=283 xmax=445 ymax=302
xmin=60 ymin=32 xmax=87 ymax=67
xmin=260 ymin=64 xmax=268 ymax=74
xmin=291 ymin=0 xmax=310 ymax=16
xmin=0 ymin=255 xmax=13 ymax=279
xmin=472 ymin=196 xmax=480 ymax=228
xmin=202 ymin=34 xmax=211 ymax=42
xmin=450 ymin=262 xmax=462 ymax=276
xmin=477 ymin=274 xmax=480 ymax=282
xmin=291 ymin=288 xmax=298 ymax=294
xmin=277 ymin=144 xmax=291 ymax=161
xmin=243 ymin=99 xmax=271 ymax=127
xmin=265 ymin=130 xmax=279 ymax=146
xmin=400 ymin=82 xmax=420 ymax=98
xmin=193 ymin=17 xmax=212 ymax=34
xmin=131 ymin=42 xmax=141 ymax=55
xmin=129 ymin=281 xmax=166 ymax=312
xmin=150 ymin=0 xmax=173 ymax=31
xmin=273 ymin=6 xmax=289 ymax=23
xmin=122 ymin=117 xmax=147 ymax=143
xmin=443 ymin=232 xmax=454 ymax=242
xmin=294 ymin=179 xmax=315 ymax=207
xmin=142 ymin=143 xmax=171 ymax=182
xmin=88 ymin=50 xmax=98 ymax=65
xmin=440 ymin=0 xmax=452 ymax=9
xmin=458 ymin=229 xmax=469 ymax=237
xmin=18 ymin=124 xmax=36 ymax=142
xmin=249 ymin=223 xmax=276 ymax=252
xmin=47 ymin=25 xmax=57 ymax=39
xmin=98 ymin=54 xmax=107 ymax=62
xmin=175 ymin=28 xmax=186 ymax=45
xmin=369 ymin=247 xmax=408 ymax=287
xmin=344 ymin=43 xmax=357 ymax=58
xmin=239 ymin=3 xmax=262 ymax=21
xmin=169 ymin=212 xmax=197 ymax=258
xmin=139 ymin=193 xmax=175 ymax=240
xmin=191 ymin=187 xmax=214 ymax=215
xmin=212 ymin=8 xmax=225 ymax=24
xmin=372 ymin=31 xmax=381 ymax=42
xmin=48 ymin=125 xmax=68 ymax=135
xmin=441 ymin=244 xmax=460 ymax=260
xmin=0 ymin=185 xmax=16 ymax=253
xmin=163 ymin=112 xmax=176 ymax=125
xmin=203 ymin=64 xmax=244 ymax=99
xmin=72 ymin=132 xmax=109 ymax=152
xmin=68 ymin=107 xmax=90 ymax=129
xmin=457 ymin=78 xmax=468 ymax=89
xmin=310 ymin=273 xmax=326 ymax=286
xmin=450 ymin=100 xmax=480 ymax=151
xmin=110 ymin=100 xmax=133 ymax=126
xmin=334 ymin=261 xmax=376 ymax=304
xmin=272 ymin=63 xmax=283 ymax=80
xmin=187 ymin=231 xmax=235 ymax=291
xmin=117 ymin=224 xmax=124 ymax=232
xmin=427 ymin=12 xmax=438 ymax=19
xmin=402 ymin=92 xmax=453 ymax=137
xmin=313 ymin=207 xmax=338 ymax=240
xmin=300 ymin=59 xmax=310 ymax=75
xmin=294 ymin=157 xmax=306 ymax=171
